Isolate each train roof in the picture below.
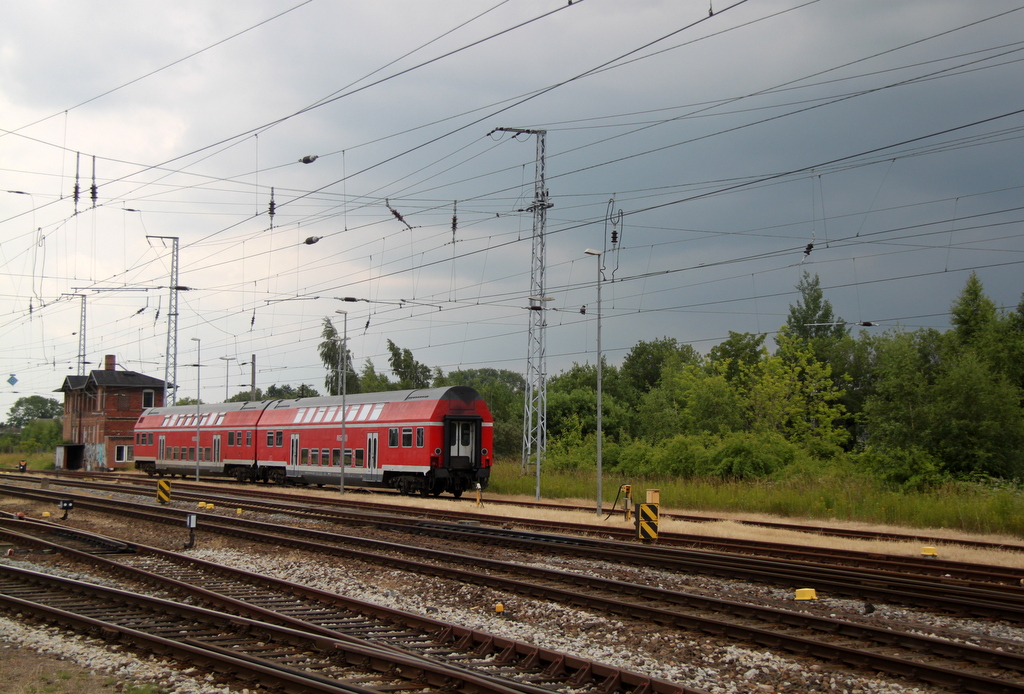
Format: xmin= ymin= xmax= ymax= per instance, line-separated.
xmin=140 ymin=385 xmax=485 ymax=418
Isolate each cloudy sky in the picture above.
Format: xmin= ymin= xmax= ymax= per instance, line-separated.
xmin=2 ymin=0 xmax=1024 ymax=414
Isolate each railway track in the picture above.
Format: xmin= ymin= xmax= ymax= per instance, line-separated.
xmin=18 ymin=469 xmax=1024 ymax=554
xmin=0 ymin=518 xmax=693 ymax=694
xmin=4 ymin=486 xmax=1024 ymax=692
xmin=6 ymin=475 xmax=1022 ymax=590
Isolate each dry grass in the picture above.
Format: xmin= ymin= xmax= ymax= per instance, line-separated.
xmin=0 ymin=644 xmax=125 ymax=694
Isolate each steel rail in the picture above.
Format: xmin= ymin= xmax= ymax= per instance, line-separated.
xmin=0 ymin=520 xmax=694 ymax=694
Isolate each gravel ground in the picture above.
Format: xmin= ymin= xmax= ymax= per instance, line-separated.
xmin=2 ymin=487 xmax=1022 ymax=693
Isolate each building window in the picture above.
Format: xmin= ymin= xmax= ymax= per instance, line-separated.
xmin=388 ymin=428 xmax=398 ymax=447
xmin=143 ymin=390 xmax=155 ymax=408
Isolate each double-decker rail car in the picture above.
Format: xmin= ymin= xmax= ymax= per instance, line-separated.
xmin=132 ymin=386 xmax=492 ymax=497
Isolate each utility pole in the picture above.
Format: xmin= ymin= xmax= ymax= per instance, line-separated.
xmin=490 ymin=127 xmax=553 ymax=493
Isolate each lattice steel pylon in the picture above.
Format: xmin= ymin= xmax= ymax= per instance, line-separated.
xmin=491 ymin=127 xmax=552 ymax=499
xmin=148 ymin=236 xmax=180 ymax=405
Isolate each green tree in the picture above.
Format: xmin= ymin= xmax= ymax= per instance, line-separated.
xmin=949 ymin=272 xmax=997 ymax=347
xmin=783 ymin=271 xmax=846 ymax=342
xmin=359 ymin=360 xmax=396 ymax=392
xmin=386 ymin=340 xmax=431 ymax=389
xmin=317 ymin=317 xmax=360 ymax=396
xmin=925 ymin=352 xmax=1024 ymax=478
xmin=5 ymin=396 xmax=62 ymax=428
xmin=20 ymin=418 xmax=62 ymax=451
xmin=862 ymin=330 xmax=939 ymax=451
xmin=619 ymin=337 xmax=700 ymax=397
xmin=741 ymin=332 xmax=849 ymax=452
xmin=707 ymin=331 xmax=766 ymax=384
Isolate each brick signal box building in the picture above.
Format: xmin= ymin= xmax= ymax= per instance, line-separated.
xmin=56 ymin=355 xmax=166 ymax=470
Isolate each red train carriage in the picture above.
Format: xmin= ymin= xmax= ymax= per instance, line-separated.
xmin=132 ymin=386 xmax=493 ymax=497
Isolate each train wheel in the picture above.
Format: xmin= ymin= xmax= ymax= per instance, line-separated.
xmin=452 ymin=488 xmax=464 ymax=499
xmin=268 ymin=468 xmax=287 ymax=485
xmin=232 ymin=468 xmax=249 ymax=483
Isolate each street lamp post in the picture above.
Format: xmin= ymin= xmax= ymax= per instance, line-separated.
xmin=191 ymin=337 xmax=201 ymax=482
xmin=335 ymin=310 xmax=348 ymax=495
xmin=219 ymin=356 xmax=235 ymax=402
xmin=584 ymin=249 xmax=603 ymax=517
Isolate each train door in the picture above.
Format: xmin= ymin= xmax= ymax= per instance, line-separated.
xmin=447 ymin=419 xmax=477 ymax=469
xmin=213 ymin=435 xmax=221 ymax=463
xmin=366 ymin=432 xmax=381 ymax=481
xmin=290 ymin=434 xmax=300 ymax=466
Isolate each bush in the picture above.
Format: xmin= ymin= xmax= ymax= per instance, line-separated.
xmin=857 ymin=446 xmax=944 ymax=491
xmin=705 ymin=431 xmax=800 ymax=479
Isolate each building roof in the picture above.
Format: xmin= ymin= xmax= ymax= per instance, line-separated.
xmin=56 ymin=368 xmax=166 ymax=393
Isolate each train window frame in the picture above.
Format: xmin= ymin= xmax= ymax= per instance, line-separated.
xmin=301 ymin=448 xmax=310 ymax=465
xmin=266 ymin=431 xmax=274 ymax=447
xmin=236 ymin=431 xmax=242 ymax=446
xmin=188 ymin=446 xmax=195 ymax=461
xmin=332 ymin=448 xmax=341 ymax=466
xmin=276 ymin=430 xmax=284 ymax=446
xmin=310 ymin=448 xmax=319 ymax=466
xmin=388 ymin=428 xmax=398 ymax=447
xmin=246 ymin=431 xmax=252 ymax=446
xmin=228 ymin=431 xmax=235 ymax=446
xmin=321 ymin=448 xmax=329 ymax=465
xmin=354 ymin=449 xmax=365 ymax=467
xmin=401 ymin=427 xmax=413 ymax=447
xmin=416 ymin=427 xmax=424 ymax=447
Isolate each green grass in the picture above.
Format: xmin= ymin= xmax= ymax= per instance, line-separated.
xmin=489 ymin=457 xmax=1024 ymax=537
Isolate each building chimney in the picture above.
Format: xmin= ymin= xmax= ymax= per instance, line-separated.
xmin=104 ymin=355 xmax=116 ymax=371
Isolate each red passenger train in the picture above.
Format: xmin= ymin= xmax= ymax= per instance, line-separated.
xmin=132 ymin=386 xmax=493 ymax=497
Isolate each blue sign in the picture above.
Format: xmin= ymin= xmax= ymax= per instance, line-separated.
xmin=6 ymin=375 xmax=16 ymax=386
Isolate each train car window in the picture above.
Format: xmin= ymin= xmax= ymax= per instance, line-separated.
xmin=461 ymin=425 xmax=472 ymax=446
xmin=354 ymin=449 xmax=365 ymax=467
xmin=301 ymin=448 xmax=310 ymax=465
xmin=188 ymin=446 xmax=195 ymax=461
xmin=321 ymin=448 xmax=329 ymax=465
xmin=332 ymin=449 xmax=341 ymax=466
xmin=388 ymin=428 xmax=398 ymax=447
xmin=246 ymin=431 xmax=252 ymax=446
xmin=236 ymin=431 xmax=242 ymax=446
xmin=402 ymin=428 xmax=412 ymax=447
xmin=173 ymin=447 xmax=179 ymax=460
xmin=310 ymin=448 xmax=319 ymax=466
xmin=148 ymin=433 xmax=154 ymax=446
xmin=276 ymin=430 xmax=284 ymax=446
xmin=267 ymin=431 xmax=274 ymax=446
xmin=228 ymin=431 xmax=235 ymax=446
xmin=416 ymin=427 xmax=424 ymax=447
xmin=204 ymin=446 xmax=212 ymax=462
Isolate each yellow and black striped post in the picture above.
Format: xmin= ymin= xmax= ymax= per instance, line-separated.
xmin=634 ymin=502 xmax=659 ymax=541
xmin=156 ymin=479 xmax=171 ymax=504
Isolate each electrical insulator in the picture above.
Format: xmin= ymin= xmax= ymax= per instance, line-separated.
xmin=611 ymin=229 xmax=618 ymax=244
xmin=580 ymin=305 xmax=586 ymax=315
